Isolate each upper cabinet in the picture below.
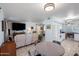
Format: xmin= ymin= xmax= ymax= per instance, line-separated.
xmin=62 ymin=24 xmax=79 ymax=33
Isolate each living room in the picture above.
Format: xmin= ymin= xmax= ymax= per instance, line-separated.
xmin=0 ymin=3 xmax=79 ymax=56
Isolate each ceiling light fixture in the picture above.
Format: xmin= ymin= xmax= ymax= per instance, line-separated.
xmin=44 ymin=3 xmax=55 ymax=11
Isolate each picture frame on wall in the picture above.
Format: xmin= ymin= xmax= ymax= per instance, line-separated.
xmin=46 ymin=24 xmax=51 ymax=29
xmin=2 ymin=20 xmax=5 ymax=31
xmin=31 ymin=26 xmax=33 ymax=29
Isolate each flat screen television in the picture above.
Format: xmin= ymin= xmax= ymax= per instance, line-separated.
xmin=12 ymin=23 xmax=25 ymax=31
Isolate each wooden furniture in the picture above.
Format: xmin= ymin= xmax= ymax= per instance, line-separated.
xmin=0 ymin=41 xmax=16 ymax=56
xmin=35 ymin=42 xmax=65 ymax=56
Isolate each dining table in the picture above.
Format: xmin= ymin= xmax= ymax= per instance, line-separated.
xmin=35 ymin=41 xmax=65 ymax=56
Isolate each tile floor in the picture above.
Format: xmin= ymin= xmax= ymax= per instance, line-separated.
xmin=62 ymin=39 xmax=79 ymax=56
xmin=16 ymin=44 xmax=35 ymax=56
xmin=16 ymin=39 xmax=79 ymax=56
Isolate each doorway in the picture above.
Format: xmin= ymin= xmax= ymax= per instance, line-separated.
xmin=65 ymin=33 xmax=74 ymax=39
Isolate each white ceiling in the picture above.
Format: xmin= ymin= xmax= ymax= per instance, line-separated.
xmin=0 ymin=3 xmax=79 ymax=23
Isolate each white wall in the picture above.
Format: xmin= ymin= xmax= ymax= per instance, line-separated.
xmin=25 ymin=22 xmax=37 ymax=45
xmin=0 ymin=8 xmax=4 ymax=46
xmin=25 ymin=22 xmax=36 ymax=33
xmin=43 ymin=17 xmax=64 ymax=42
xmin=0 ymin=22 xmax=4 ymax=46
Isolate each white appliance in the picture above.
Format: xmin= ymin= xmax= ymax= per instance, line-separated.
xmin=74 ymin=34 xmax=79 ymax=41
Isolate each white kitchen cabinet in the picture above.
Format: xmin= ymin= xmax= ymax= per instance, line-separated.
xmin=74 ymin=34 xmax=79 ymax=41
xmin=45 ymin=30 xmax=54 ymax=42
xmin=60 ymin=33 xmax=65 ymax=42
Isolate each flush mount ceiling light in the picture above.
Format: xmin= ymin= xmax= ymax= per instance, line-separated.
xmin=44 ymin=3 xmax=55 ymax=11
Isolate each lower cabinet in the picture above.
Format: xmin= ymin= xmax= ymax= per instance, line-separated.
xmin=60 ymin=33 xmax=65 ymax=42
xmin=74 ymin=34 xmax=79 ymax=41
